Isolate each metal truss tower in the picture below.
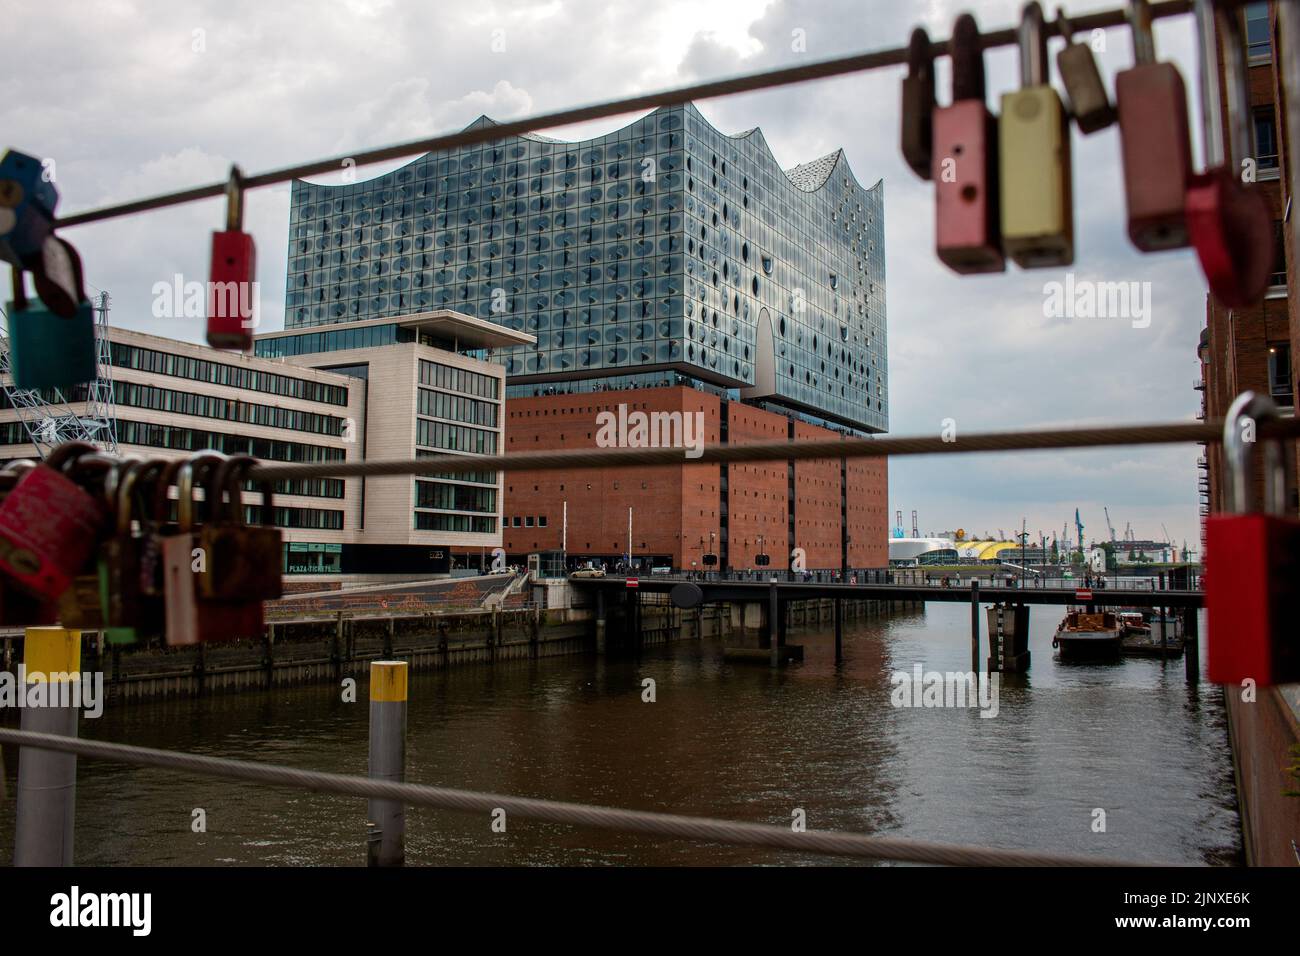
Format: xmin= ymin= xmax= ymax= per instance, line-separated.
xmin=0 ymin=290 xmax=119 ymax=458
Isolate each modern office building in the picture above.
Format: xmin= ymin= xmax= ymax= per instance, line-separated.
xmin=0 ymin=321 xmax=517 ymax=582
xmin=281 ymin=103 xmax=889 ymax=571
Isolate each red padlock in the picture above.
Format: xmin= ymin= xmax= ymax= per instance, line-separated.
xmin=1186 ymin=0 xmax=1272 ymax=307
xmin=1115 ymin=0 xmax=1194 ymax=251
xmin=0 ymin=441 xmax=108 ymax=600
xmin=933 ymin=13 xmax=1004 ymax=274
xmin=1205 ymin=392 xmax=1300 ymax=686
xmin=207 ymin=165 xmax=256 ymax=351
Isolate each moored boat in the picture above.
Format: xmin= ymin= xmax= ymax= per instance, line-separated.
xmin=1052 ymin=610 xmax=1124 ymax=662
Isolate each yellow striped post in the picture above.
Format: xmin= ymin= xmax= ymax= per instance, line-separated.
xmin=14 ymin=627 xmax=82 ymax=866
xmin=367 ymin=660 xmax=407 ymax=866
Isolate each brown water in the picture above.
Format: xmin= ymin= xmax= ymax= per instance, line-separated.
xmin=0 ymin=603 xmax=1240 ymax=866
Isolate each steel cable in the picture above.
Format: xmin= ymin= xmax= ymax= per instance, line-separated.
xmin=53 ymin=1 xmax=1195 ymax=229
xmin=0 ymin=728 xmax=1157 ymax=866
xmin=245 ymin=415 xmax=1298 ymax=482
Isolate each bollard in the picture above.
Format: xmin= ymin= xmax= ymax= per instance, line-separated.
xmin=13 ymin=627 xmax=82 ymax=867
xmin=367 ymin=660 xmax=407 ymax=867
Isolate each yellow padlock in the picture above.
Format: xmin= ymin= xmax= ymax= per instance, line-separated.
xmin=1000 ymin=1 xmax=1074 ymax=268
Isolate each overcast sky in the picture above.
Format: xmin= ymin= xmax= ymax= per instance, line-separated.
xmin=4 ymin=0 xmax=1214 ymax=552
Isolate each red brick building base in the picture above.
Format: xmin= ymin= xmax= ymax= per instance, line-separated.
xmin=495 ymin=386 xmax=887 ymax=573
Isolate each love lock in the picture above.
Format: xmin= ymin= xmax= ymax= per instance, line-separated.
xmin=1186 ymin=0 xmax=1273 ymax=307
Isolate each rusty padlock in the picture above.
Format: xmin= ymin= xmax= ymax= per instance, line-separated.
xmin=100 ymin=458 xmax=168 ymax=644
xmin=207 ymin=165 xmax=257 ymax=351
xmin=1115 ymin=0 xmax=1194 ymax=251
xmin=1186 ymin=0 xmax=1273 ymax=307
xmin=901 ymin=27 xmax=935 ymax=180
xmin=1205 ymin=391 xmax=1300 ymax=686
xmin=1055 ymin=8 xmax=1116 ymax=134
xmin=0 ymin=461 xmax=57 ymax=626
xmin=0 ymin=441 xmax=108 ymax=600
xmin=198 ymin=455 xmax=283 ymax=601
xmin=934 ymin=13 xmax=1004 ymax=273
xmin=163 ymin=453 xmax=265 ymax=645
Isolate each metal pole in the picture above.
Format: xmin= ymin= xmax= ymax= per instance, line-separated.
xmin=627 ymin=506 xmax=632 ymax=571
xmin=1184 ymin=607 xmax=1200 ymax=683
xmin=970 ymin=580 xmax=980 ymax=674
xmin=14 ymin=627 xmax=81 ymax=867
xmin=367 ymin=660 xmax=407 ymax=867
xmin=769 ymin=578 xmax=779 ymax=668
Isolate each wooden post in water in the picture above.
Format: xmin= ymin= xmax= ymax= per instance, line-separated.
xmin=769 ymin=578 xmax=779 ymax=669
xmin=834 ymin=598 xmax=843 ymax=664
xmin=970 ymin=580 xmax=980 ymax=673
xmin=13 ymin=628 xmax=80 ymax=866
xmin=367 ymin=660 xmax=407 ymax=868
xmin=1184 ymin=606 xmax=1200 ymax=683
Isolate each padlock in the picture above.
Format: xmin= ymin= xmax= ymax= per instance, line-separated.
xmin=1186 ymin=0 xmax=1273 ymax=307
xmin=0 ymin=149 xmax=58 ymax=270
xmin=1000 ymin=1 xmax=1074 ymax=268
xmin=163 ymin=453 xmax=265 ymax=645
xmin=1054 ymin=8 xmax=1116 ymax=134
xmin=6 ymin=264 xmax=97 ymax=389
xmin=99 ymin=458 xmax=167 ymax=645
xmin=934 ymin=13 xmax=1004 ymax=274
xmin=30 ymin=233 xmax=89 ymax=319
xmin=900 ymin=27 xmax=935 ymax=180
xmin=0 ymin=441 xmax=108 ymax=600
xmin=1115 ymin=0 xmax=1194 ymax=251
xmin=207 ymin=165 xmax=256 ymax=351
xmin=0 ymin=461 xmax=58 ymax=626
xmin=1205 ymin=392 xmax=1300 ymax=687
xmin=56 ymin=453 xmax=126 ymax=630
xmin=198 ymin=455 xmax=283 ymax=601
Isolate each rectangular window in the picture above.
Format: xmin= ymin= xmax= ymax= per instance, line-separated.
xmin=1246 ymin=2 xmax=1271 ymax=60
xmin=1254 ymin=107 xmax=1279 ymax=170
xmin=1269 ymin=344 xmax=1293 ymax=406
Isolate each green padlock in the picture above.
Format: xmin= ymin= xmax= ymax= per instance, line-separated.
xmin=6 ymin=262 xmax=97 ymax=391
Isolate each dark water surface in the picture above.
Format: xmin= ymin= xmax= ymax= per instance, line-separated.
xmin=0 ymin=604 xmax=1240 ymax=865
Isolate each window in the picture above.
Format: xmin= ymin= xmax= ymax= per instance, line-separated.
xmin=539 ymin=516 xmax=548 ymax=527
xmin=1271 ymin=220 xmax=1287 ymax=288
xmin=525 ymin=516 xmax=535 ymax=527
xmin=1254 ymin=108 xmax=1279 ymax=171
xmin=1269 ymin=344 xmax=1293 ymax=406
xmin=1246 ymin=2 xmax=1271 ymax=60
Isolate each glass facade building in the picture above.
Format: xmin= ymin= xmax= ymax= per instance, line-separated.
xmin=284 ymin=104 xmax=887 ymax=432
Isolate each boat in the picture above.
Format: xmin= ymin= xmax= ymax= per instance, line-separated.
xmin=1052 ymin=610 xmax=1124 ymax=661
xmin=1117 ymin=611 xmax=1150 ymax=637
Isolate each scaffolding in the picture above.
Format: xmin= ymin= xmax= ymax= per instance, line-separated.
xmin=0 ymin=289 xmax=119 ymax=458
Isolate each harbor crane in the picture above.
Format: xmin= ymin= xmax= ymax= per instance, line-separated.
xmin=1103 ymin=506 xmax=1117 ymax=545
xmin=1074 ymin=509 xmax=1085 ymax=557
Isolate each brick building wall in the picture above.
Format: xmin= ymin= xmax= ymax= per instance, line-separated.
xmin=499 ymin=385 xmax=888 ymax=571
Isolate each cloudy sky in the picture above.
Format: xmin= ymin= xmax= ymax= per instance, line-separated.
xmin=4 ymin=0 xmax=1214 ymax=552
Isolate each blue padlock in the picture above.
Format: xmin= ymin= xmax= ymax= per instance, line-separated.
xmin=5 ymin=266 xmax=97 ymax=390
xmin=0 ymin=149 xmax=58 ymax=269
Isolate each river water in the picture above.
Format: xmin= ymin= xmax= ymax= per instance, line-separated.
xmin=0 ymin=603 xmax=1240 ymax=866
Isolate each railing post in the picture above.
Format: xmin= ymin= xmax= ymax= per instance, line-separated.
xmin=970 ymin=580 xmax=980 ymax=674
xmin=367 ymin=660 xmax=407 ymax=867
xmin=13 ymin=627 xmax=81 ymax=867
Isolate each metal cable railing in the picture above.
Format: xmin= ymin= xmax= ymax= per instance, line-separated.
xmin=0 ymin=728 xmax=1160 ymax=867
xmin=246 ymin=415 xmax=1300 ymax=483
xmin=52 ymin=1 xmax=1197 ymax=230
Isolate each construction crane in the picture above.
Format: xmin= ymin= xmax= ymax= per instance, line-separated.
xmin=1103 ymin=506 xmax=1117 ymax=544
xmin=0 ymin=290 xmax=118 ymax=458
xmin=1074 ymin=508 xmax=1085 ymax=557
